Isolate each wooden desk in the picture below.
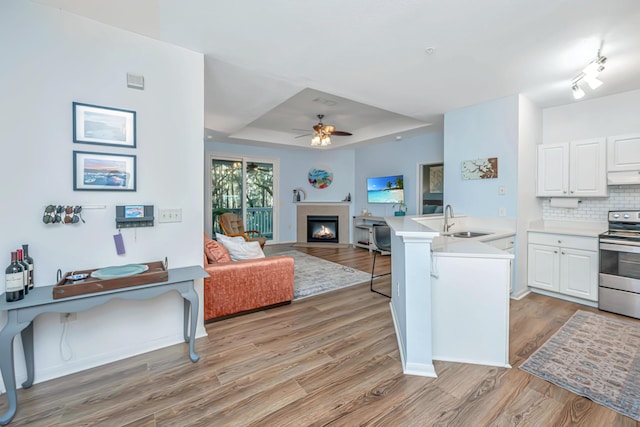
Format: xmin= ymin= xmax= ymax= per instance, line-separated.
xmin=0 ymin=265 xmax=207 ymax=425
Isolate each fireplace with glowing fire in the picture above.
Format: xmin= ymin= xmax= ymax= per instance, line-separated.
xmin=306 ymin=215 xmax=339 ymax=244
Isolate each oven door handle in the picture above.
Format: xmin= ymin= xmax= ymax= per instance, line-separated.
xmin=600 ymin=242 xmax=640 ymax=253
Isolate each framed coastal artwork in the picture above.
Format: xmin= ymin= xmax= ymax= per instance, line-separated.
xmin=308 ymin=165 xmax=333 ymax=189
xmin=461 ymin=157 xmax=498 ymax=180
xmin=73 ymin=102 xmax=136 ymax=148
xmin=73 ymin=151 xmax=137 ymax=191
xmin=429 ymin=165 xmax=444 ymax=193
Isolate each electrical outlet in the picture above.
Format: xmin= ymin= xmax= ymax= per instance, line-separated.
xmin=499 ymin=186 xmax=506 ymax=195
xmin=60 ymin=312 xmax=77 ymax=323
xmin=499 ymin=207 xmax=506 ymax=217
xmin=396 ymin=281 xmax=400 ymax=297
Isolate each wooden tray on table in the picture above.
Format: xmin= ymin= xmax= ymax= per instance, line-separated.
xmin=52 ymin=261 xmax=168 ymax=299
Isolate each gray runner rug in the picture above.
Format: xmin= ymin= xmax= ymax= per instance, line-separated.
xmin=520 ymin=310 xmax=640 ymax=421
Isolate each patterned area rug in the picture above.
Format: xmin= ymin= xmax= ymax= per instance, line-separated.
xmin=277 ymin=250 xmax=372 ymax=300
xmin=520 ymin=310 xmax=640 ymax=421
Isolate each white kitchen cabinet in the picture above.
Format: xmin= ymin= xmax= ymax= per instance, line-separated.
xmin=527 ymin=232 xmax=598 ymax=302
xmin=528 ymin=243 xmax=559 ymax=291
xmin=537 ymin=143 xmax=568 ymax=197
xmin=536 ymin=138 xmax=607 ymax=197
xmin=607 ymin=133 xmax=640 ymax=171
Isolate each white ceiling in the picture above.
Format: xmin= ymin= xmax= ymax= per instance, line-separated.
xmin=34 ymin=0 xmax=640 ymax=149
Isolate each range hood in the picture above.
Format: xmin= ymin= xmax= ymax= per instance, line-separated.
xmin=608 ymin=171 xmax=640 ymax=185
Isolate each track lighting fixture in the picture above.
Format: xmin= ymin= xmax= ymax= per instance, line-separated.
xmin=570 ymin=49 xmax=606 ymax=100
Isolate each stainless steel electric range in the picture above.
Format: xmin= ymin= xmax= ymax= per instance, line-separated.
xmin=599 ymin=210 xmax=640 ymax=319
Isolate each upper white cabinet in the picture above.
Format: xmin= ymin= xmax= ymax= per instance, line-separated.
xmin=607 ymin=134 xmax=640 ymax=186
xmin=536 ymin=138 xmax=607 ymax=197
xmin=537 ymin=143 xmax=568 ymax=196
xmin=607 ymin=133 xmax=640 ymax=171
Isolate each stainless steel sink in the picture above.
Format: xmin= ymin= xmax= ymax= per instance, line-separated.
xmin=450 ymin=231 xmax=490 ymax=238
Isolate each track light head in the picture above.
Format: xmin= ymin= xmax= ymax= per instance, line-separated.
xmin=585 ymin=77 xmax=603 ymax=90
xmin=572 ymin=84 xmax=585 ymax=100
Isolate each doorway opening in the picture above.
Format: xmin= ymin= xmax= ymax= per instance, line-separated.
xmin=418 ymin=162 xmax=444 ymax=215
xmin=207 ymin=155 xmax=278 ymax=242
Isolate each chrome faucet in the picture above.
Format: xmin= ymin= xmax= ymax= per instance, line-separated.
xmin=443 ymin=204 xmax=455 ymax=232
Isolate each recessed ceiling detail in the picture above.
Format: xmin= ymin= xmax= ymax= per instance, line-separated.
xmin=227 ymin=88 xmax=431 ymax=149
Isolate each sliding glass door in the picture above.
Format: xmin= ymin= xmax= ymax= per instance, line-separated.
xmin=207 ymin=155 xmax=277 ymax=242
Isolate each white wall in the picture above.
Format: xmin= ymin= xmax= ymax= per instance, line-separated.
xmin=515 ymin=95 xmax=543 ymax=297
xmin=542 ymin=89 xmax=640 ymax=221
xmin=354 ymin=132 xmax=444 ymax=217
xmin=0 ymin=1 xmax=204 ymax=390
xmin=205 ymin=141 xmax=356 ymax=243
xmin=543 ymin=89 xmax=640 ymax=143
xmin=443 ymin=96 xmax=519 ymax=219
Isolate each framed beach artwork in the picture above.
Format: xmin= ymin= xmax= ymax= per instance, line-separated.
xmin=461 ymin=157 xmax=498 ymax=180
xmin=73 ymin=151 xmax=136 ymax=191
xmin=73 ymin=102 xmax=136 ymax=148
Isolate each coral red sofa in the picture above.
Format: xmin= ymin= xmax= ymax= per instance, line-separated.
xmin=203 ymin=234 xmax=294 ymax=321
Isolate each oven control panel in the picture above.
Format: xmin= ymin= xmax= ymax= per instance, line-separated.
xmin=609 ymin=210 xmax=640 ymax=222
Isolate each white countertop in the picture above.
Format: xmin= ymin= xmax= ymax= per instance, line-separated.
xmin=528 ymin=219 xmax=607 ymax=237
xmin=385 ymin=215 xmax=441 ymax=239
xmin=385 ymin=215 xmax=515 ymax=259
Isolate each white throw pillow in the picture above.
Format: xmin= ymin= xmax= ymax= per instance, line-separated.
xmin=216 ymin=233 xmax=265 ymax=261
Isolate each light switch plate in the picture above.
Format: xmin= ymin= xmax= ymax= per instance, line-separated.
xmin=158 ymin=208 xmax=182 ymax=223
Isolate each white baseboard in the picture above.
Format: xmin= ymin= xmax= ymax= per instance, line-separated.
xmin=389 ymin=301 xmax=437 ymax=378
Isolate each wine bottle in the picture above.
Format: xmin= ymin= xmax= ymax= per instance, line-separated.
xmin=16 ymin=249 xmax=29 ymax=295
xmin=5 ymin=251 xmax=25 ymax=302
xmin=22 ymin=244 xmax=34 ymax=290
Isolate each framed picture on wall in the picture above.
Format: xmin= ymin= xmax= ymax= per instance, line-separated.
xmin=73 ymin=102 xmax=136 ymax=148
xmin=461 ymin=157 xmax=498 ymax=180
xmin=73 ymin=151 xmax=136 ymax=191
xmin=429 ymin=165 xmax=443 ymax=193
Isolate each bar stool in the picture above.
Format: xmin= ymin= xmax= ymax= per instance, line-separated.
xmin=370 ymin=224 xmax=391 ymax=298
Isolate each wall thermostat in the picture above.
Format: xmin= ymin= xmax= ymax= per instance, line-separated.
xmin=115 ymin=205 xmax=154 ymax=228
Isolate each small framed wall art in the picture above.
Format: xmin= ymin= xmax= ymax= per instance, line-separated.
xmin=461 ymin=157 xmax=498 ymax=180
xmin=73 ymin=151 xmax=136 ymax=191
xmin=73 ymin=102 xmax=136 ymax=148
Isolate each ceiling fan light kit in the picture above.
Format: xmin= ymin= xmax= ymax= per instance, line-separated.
xmin=571 ymin=50 xmax=606 ymax=100
xmin=309 ymin=114 xmax=352 ymax=147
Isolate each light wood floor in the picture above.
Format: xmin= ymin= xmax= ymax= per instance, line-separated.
xmin=2 ymin=245 xmax=639 ymax=426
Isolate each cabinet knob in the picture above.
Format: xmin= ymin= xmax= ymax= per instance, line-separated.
xmin=570 ymin=191 xmax=574 ymax=194
xmin=557 ymin=240 xmax=561 ymax=243
xmin=561 ymin=251 xmax=565 ymax=255
xmin=554 ymin=250 xmax=558 ymax=254
xmin=563 ymin=191 xmax=567 ymax=194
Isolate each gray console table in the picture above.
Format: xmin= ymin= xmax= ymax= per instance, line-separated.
xmin=0 ymin=265 xmax=207 ymax=425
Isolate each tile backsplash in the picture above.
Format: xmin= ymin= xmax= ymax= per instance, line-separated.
xmin=542 ymin=185 xmax=640 ymax=221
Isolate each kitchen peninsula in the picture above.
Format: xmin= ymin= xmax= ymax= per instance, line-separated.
xmin=385 ymin=215 xmax=514 ymax=377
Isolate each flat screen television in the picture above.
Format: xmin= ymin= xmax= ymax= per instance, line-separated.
xmin=367 ymin=174 xmax=404 ymax=204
